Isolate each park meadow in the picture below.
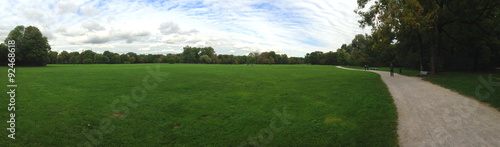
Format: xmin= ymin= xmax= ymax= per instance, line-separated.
xmin=0 ymin=64 xmax=398 ymax=146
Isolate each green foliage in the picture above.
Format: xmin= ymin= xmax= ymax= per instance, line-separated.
xmin=199 ymin=46 xmax=215 ymax=57
xmin=336 ymin=49 xmax=351 ymax=65
xmin=129 ymin=57 xmax=136 ymax=63
xmin=247 ymin=57 xmax=257 ymax=64
xmin=69 ymin=51 xmax=81 ymax=64
xmin=3 ymin=25 xmax=51 ymax=66
xmin=127 ymin=52 xmax=138 ymax=63
xmin=30 ymin=47 xmax=305 ymax=65
xmin=83 ymin=58 xmax=93 ymax=64
xmin=113 ymin=54 xmax=121 ymax=64
xmin=182 ymin=45 xmax=200 ymax=63
xmin=58 ymin=51 xmax=70 ymax=64
xmin=47 ymin=51 xmax=58 ymax=64
xmin=0 ymin=43 xmax=7 ymax=65
xmin=94 ymin=54 xmax=109 ymax=64
xmin=305 ymin=51 xmax=324 ymax=65
xmin=199 ymin=55 xmax=212 ymax=64
xmin=289 ymin=57 xmax=305 ymax=64
xmin=103 ymin=51 xmax=114 ymax=62
xmin=355 ymin=0 xmax=500 ymax=72
xmin=81 ymin=50 xmax=96 ymax=61
xmin=120 ymin=54 xmax=129 ymax=63
xmin=69 ymin=56 xmax=78 ymax=64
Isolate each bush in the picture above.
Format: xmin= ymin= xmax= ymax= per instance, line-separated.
xmin=83 ymin=58 xmax=93 ymax=64
xmin=167 ymin=58 xmax=175 ymax=64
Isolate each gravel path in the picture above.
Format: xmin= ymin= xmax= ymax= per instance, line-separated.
xmin=336 ymin=66 xmax=500 ymax=147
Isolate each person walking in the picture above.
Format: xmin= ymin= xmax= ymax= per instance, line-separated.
xmin=390 ymin=63 xmax=394 ymax=77
xmin=364 ymin=65 xmax=367 ymax=71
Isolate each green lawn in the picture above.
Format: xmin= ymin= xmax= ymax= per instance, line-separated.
xmin=425 ymin=72 xmax=500 ymax=109
xmin=345 ymin=66 xmax=500 ymax=109
xmin=1 ymin=64 xmax=397 ymax=146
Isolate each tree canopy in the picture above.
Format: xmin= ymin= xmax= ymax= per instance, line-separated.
xmin=2 ymin=25 xmax=51 ymax=66
xmin=353 ymin=0 xmax=500 ymax=73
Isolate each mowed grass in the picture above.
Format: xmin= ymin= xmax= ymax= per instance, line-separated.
xmin=0 ymin=64 xmax=397 ymax=146
xmin=425 ymin=72 xmax=500 ymax=109
xmin=345 ymin=66 xmax=500 ymax=109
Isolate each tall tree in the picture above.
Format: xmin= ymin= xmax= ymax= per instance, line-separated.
xmin=356 ymin=0 xmax=499 ymax=72
xmin=69 ymin=52 xmax=80 ymax=64
xmin=81 ymin=50 xmax=96 ymax=63
xmin=182 ymin=46 xmax=200 ymax=63
xmin=4 ymin=26 xmax=51 ymax=66
xmin=336 ymin=49 xmax=351 ymax=65
xmin=120 ymin=54 xmax=130 ymax=63
xmin=305 ymin=51 xmax=324 ymax=65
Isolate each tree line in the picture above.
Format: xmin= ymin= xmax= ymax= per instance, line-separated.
xmin=302 ymin=33 xmax=398 ymax=66
xmin=43 ymin=46 xmax=305 ymax=65
xmin=351 ymin=0 xmax=500 ymax=73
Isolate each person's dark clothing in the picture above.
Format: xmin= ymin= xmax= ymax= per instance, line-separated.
xmin=390 ymin=64 xmax=394 ymax=77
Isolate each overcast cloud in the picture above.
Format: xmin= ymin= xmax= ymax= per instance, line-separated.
xmin=0 ymin=0 xmax=371 ymax=57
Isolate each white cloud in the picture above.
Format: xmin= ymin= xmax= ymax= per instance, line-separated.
xmin=0 ymin=0 xmax=371 ymax=57
xmin=62 ymin=28 xmax=87 ymax=37
xmin=148 ymin=43 xmax=164 ymax=48
xmin=57 ymin=1 xmax=78 ymax=14
xmin=80 ymin=6 xmax=101 ymax=17
xmin=82 ymin=21 xmax=105 ymax=32
xmin=81 ymin=33 xmax=111 ymax=44
xmin=159 ymin=21 xmax=199 ymax=36
xmin=159 ymin=49 xmax=182 ymax=53
xmin=159 ymin=21 xmax=181 ymax=35
xmin=95 ymin=44 xmax=115 ymax=49
xmin=24 ymin=9 xmax=45 ymax=22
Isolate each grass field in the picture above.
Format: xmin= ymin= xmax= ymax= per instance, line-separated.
xmin=0 ymin=64 xmax=398 ymax=146
xmin=425 ymin=72 xmax=500 ymax=109
xmin=346 ymin=66 xmax=500 ymax=109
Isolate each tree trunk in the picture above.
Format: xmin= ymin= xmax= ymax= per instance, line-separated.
xmin=431 ymin=40 xmax=437 ymax=75
xmin=473 ymin=53 xmax=479 ymax=72
xmin=431 ymin=0 xmax=446 ymax=75
xmin=417 ymin=32 xmax=424 ymax=71
xmin=431 ymin=17 xmax=442 ymax=75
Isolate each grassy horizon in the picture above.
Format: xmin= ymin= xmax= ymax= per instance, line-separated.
xmin=1 ymin=64 xmax=398 ymax=146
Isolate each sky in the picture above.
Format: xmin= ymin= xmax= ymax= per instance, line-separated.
xmin=0 ymin=0 xmax=372 ymax=57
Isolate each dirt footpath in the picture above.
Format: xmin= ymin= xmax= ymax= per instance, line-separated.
xmin=337 ymin=66 xmax=500 ymax=147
